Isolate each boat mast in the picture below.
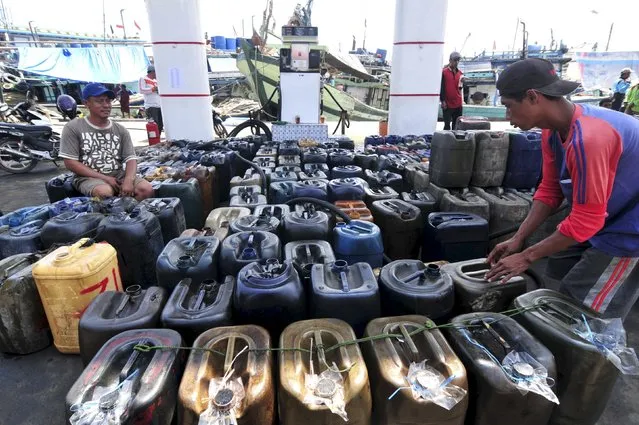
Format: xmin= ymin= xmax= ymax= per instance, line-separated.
xmin=605 ymin=22 xmax=614 ymax=51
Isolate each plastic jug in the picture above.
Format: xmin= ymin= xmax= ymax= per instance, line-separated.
xmin=422 ymin=213 xmax=489 ymax=263
xmin=456 ymin=116 xmax=491 ymax=131
xmin=91 ymin=196 xmax=138 ymax=215
xmin=230 ymin=214 xmax=280 ymax=235
xmin=284 ymin=240 xmax=336 ymax=282
xmin=276 ymin=165 xmax=302 ymax=174
xmin=40 ymin=212 xmax=104 ymax=249
xmin=293 ymin=179 xmax=329 ymax=201
xmin=401 ymin=191 xmax=437 ymax=217
xmin=220 ymin=231 xmax=282 ymax=276
xmin=328 ymin=178 xmax=367 ymax=202
xmin=364 ymin=186 xmax=399 ymax=207
xmin=406 ymin=163 xmax=430 ymax=192
xmin=442 ymin=259 xmax=532 ymax=313
xmin=379 ymin=261 xmax=455 ymax=320
xmin=200 ymin=151 xmax=236 ymax=200
xmin=156 ymin=178 xmax=203 ymax=228
xmin=365 ymin=135 xmax=384 ymax=146
xmin=363 ymin=315 xmax=469 ymax=425
xmin=282 ymin=205 xmax=331 ymax=243
xmin=303 ymin=163 xmax=330 ymax=174
xmin=354 ymin=151 xmax=379 ymax=170
xmin=280 ymin=141 xmax=301 ymax=156
xmin=230 ymin=191 xmax=268 ymax=211
xmin=205 ymin=207 xmax=251 ymax=241
xmin=156 ymin=236 xmax=220 ymax=291
xmin=0 ymin=254 xmax=51 ymax=354
xmin=278 ymin=318 xmax=372 ymax=424
xmin=96 ymin=209 xmax=164 ymax=289
xmin=256 ymin=146 xmax=278 ymax=157
xmin=270 ymin=181 xmax=297 ymax=204
xmin=302 ymin=148 xmax=328 ymax=164
xmin=178 ymin=325 xmax=275 ymax=425
xmin=513 ymin=289 xmax=621 ymax=425
xmin=269 ymin=170 xmax=299 ymax=183
xmin=440 ymin=189 xmax=490 ymax=221
xmin=425 ymin=182 xmax=449 ymax=208
xmin=334 ymin=136 xmax=355 ymax=150
xmin=310 ymin=260 xmax=380 ymax=335
xmin=364 ymin=170 xmax=403 ymax=193
xmin=229 ymin=185 xmax=262 ymax=198
xmin=0 ymin=219 xmax=45 ymax=259
xmin=445 ymin=312 xmax=557 ymax=425
xmin=319 ymin=140 xmax=340 ymax=150
xmin=139 ymin=197 xmax=187 ymax=244
xmin=230 ymin=171 xmax=263 ymax=190
xmin=161 ymin=277 xmax=234 ymax=344
xmin=79 ymin=285 xmax=167 ymax=364
xmin=32 ymin=238 xmax=122 ymax=353
xmin=371 ymin=199 xmax=423 ymax=260
xmin=45 ymin=173 xmax=82 ymax=203
xmin=0 ymin=204 xmax=49 ymax=228
xmin=235 ymin=259 xmax=305 ymax=336
xmin=332 ymin=220 xmax=384 ymax=268
xmin=278 ymin=155 xmax=302 ymax=167
xmin=254 ymin=204 xmax=291 ymax=221
xmin=48 ymin=197 xmax=93 ymax=217
xmin=182 ymin=164 xmax=217 ymax=215
xmin=299 ymin=170 xmax=329 ymax=181
xmin=328 ymin=149 xmax=355 ymax=167
xmin=331 ymin=165 xmax=363 ymax=179
xmin=66 ymin=329 xmax=183 ymax=425
xmin=471 ymin=187 xmax=530 ymax=237
xmin=470 ymin=131 xmax=510 ymax=187
xmin=503 ymin=131 xmax=543 ymax=189
xmin=429 ymin=131 xmax=476 ymax=188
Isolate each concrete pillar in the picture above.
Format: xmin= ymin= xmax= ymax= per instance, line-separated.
xmin=145 ymin=0 xmax=214 ymax=141
xmin=388 ymin=0 xmax=448 ymax=135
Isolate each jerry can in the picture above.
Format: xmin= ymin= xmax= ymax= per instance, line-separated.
xmin=440 ymin=189 xmax=490 ymax=221
xmin=445 ymin=312 xmax=557 ymax=425
xmin=40 ymin=212 xmax=104 ymax=249
xmin=276 ymin=165 xmax=302 ymax=174
xmin=279 ymin=318 xmax=372 ymax=425
xmin=303 ymin=163 xmax=330 ymax=174
xmin=0 ymin=253 xmax=51 ymax=354
xmin=179 ymin=325 xmax=274 ymax=425
xmin=319 ymin=140 xmax=340 ymax=150
xmin=310 ymin=260 xmax=380 ymax=335
xmin=161 ymin=277 xmax=234 ymax=344
xmin=181 ymin=165 xmax=217 ymax=215
xmin=32 ymin=238 xmax=122 ymax=353
xmin=455 ymin=116 xmax=491 ymax=131
xmin=157 ymin=177 xmax=204 ymax=228
xmin=354 ymin=151 xmax=379 ymax=170
xmin=284 ymin=240 xmax=336 ymax=282
xmin=230 ymin=171 xmax=263 ymax=190
xmin=269 ymin=181 xmax=297 ymax=204
xmin=471 ymin=187 xmax=530 ymax=242
xmin=139 ymin=197 xmax=187 ymax=244
xmin=280 ymin=141 xmax=301 ymax=155
xmin=379 ymin=261 xmax=455 ymax=320
xmin=205 ymin=207 xmax=251 ymax=241
xmin=401 ymin=191 xmax=437 ymax=218
xmin=230 ymin=213 xmax=280 ymax=236
xmin=201 ymin=151 xmax=236 ymax=199
xmin=365 ymin=135 xmax=384 ymax=146
xmin=156 ymin=236 xmax=220 ymax=291
xmin=364 ymin=169 xmax=403 ymax=193
xmin=0 ymin=204 xmax=49 ymax=228
xmin=269 ymin=170 xmax=299 ymax=183
xmin=79 ymin=285 xmax=167 ymax=365
xmin=371 ymin=199 xmax=423 ymax=260
xmin=235 ymin=259 xmax=305 ymax=336
xmin=421 ymin=212 xmax=489 ymax=263
xmin=503 ymin=131 xmax=543 ymax=189
xmin=229 ymin=185 xmax=262 ymax=198
xmin=334 ymin=136 xmax=355 ymax=150
xmin=332 ymin=220 xmax=384 ymax=268
xmin=256 ymin=146 xmax=278 ymax=157
xmin=230 ymin=191 xmax=267 ymax=211
xmin=334 ymin=200 xmax=374 ymax=223
xmin=66 ymin=329 xmax=183 ymax=425
xmin=48 ymin=197 xmax=94 ymax=217
xmin=302 ymin=147 xmax=328 ymax=164
xmin=282 ymin=204 xmax=331 ymax=243
xmin=96 ymin=209 xmax=164 ymax=289
xmin=363 ymin=315 xmax=469 ymax=425
xmin=254 ymin=157 xmax=276 ymax=170
xmin=513 ymin=289 xmax=621 ymax=425
xmin=293 ymin=179 xmax=329 ymax=200
xmin=425 ymin=182 xmax=449 ymax=208
xmin=331 ymin=165 xmax=363 ymax=179
xmin=441 ymin=259 xmax=532 ymax=313
xmin=278 ymin=155 xmax=302 ymax=167
xmin=406 ymin=163 xmax=430 ymax=192
xmin=328 ymin=178 xmax=367 ymax=202
xmin=220 ymin=231 xmax=282 ymax=276
xmin=45 ymin=173 xmax=82 ymax=203
xmin=0 ymin=219 xmax=45 ymax=259
xmin=254 ymin=204 xmax=291 ymax=221
xmin=328 ymin=149 xmax=355 ymax=167
xmin=429 ymin=131 xmax=476 ymax=188
xmin=469 ymin=131 xmax=510 ymax=187
xmin=91 ymin=196 xmax=138 ymax=215
xmin=364 ymin=186 xmax=399 ymax=207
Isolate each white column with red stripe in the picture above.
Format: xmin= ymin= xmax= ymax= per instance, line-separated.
xmin=145 ymin=0 xmax=214 ymax=141
xmin=388 ymin=0 xmax=448 ymax=135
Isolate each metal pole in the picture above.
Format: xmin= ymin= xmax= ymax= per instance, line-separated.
xmin=120 ymin=9 xmax=127 ymax=41
xmin=606 ymin=22 xmax=614 ymax=52
xmin=511 ymin=18 xmax=519 ymax=53
xmin=102 ymin=0 xmax=106 ymax=42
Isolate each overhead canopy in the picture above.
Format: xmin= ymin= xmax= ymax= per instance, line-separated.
xmin=17 ymin=45 xmax=150 ymax=83
xmin=325 ymin=51 xmax=379 ymax=82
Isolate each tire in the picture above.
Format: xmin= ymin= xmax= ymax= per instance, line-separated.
xmin=0 ymin=138 xmax=38 ymax=173
xmin=228 ymin=119 xmax=272 ymax=140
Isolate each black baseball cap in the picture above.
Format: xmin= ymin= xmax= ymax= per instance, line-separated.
xmin=497 ymin=58 xmax=580 ymax=97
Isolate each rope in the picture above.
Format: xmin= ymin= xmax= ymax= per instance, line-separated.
xmin=133 ymin=304 xmax=545 ymax=357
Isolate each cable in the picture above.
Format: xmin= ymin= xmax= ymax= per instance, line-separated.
xmin=207 ymin=145 xmax=267 ymax=194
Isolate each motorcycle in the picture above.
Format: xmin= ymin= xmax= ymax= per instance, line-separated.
xmin=0 ymin=122 xmax=60 ymax=173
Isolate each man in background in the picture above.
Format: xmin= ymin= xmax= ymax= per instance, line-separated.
xmin=440 ymin=51 xmax=464 ymax=130
xmin=139 ymin=65 xmax=163 ymax=133
xmin=611 ymin=68 xmax=632 ymax=111
xmin=624 ymin=83 xmax=639 ymax=116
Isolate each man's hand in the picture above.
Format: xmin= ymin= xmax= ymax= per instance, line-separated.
xmin=441 ymin=101 xmax=448 ymax=110
xmin=487 ymin=236 xmax=524 ymax=265
xmin=485 ymin=252 xmax=533 ymax=284
xmin=152 ymin=86 xmax=158 ymax=93
xmin=102 ymin=176 xmax=120 ymax=189
xmin=120 ymin=178 xmax=135 ymax=197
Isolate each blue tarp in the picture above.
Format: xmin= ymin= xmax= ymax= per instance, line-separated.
xmin=574 ymin=51 xmax=639 ymax=91
xmin=17 ymin=45 xmax=150 ymax=84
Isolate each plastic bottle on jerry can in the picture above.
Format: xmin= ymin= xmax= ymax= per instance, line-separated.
xmin=178 ymin=325 xmax=275 ymax=425
xmin=32 ymin=238 xmax=122 ymax=354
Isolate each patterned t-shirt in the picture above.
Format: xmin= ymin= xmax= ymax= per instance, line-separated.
xmin=59 ymin=118 xmax=137 ymax=176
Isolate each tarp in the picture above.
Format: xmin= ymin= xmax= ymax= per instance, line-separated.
xmin=325 ymin=51 xmax=378 ymax=82
xmin=573 ymin=51 xmax=639 ymax=91
xmin=17 ymin=45 xmax=150 ymax=84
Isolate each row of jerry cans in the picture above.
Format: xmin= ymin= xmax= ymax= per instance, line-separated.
xmin=67 ymin=288 xmax=621 ymax=425
xmin=429 ymin=130 xmax=542 ymax=190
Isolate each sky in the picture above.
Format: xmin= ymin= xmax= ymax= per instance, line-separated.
xmin=3 ymin=0 xmax=638 ymax=60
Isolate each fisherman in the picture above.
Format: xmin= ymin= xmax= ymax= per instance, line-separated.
xmin=59 ymin=83 xmax=154 ymax=200
xmin=611 ymin=67 xmax=632 ymax=111
xmin=486 ymin=58 xmax=639 ymax=321
xmin=440 ymin=51 xmax=464 ymax=130
xmin=139 ymin=65 xmax=164 ymax=134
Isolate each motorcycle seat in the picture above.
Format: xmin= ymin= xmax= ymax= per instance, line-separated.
xmin=6 ymin=124 xmax=52 ymax=133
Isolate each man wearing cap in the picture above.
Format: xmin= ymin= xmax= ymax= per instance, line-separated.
xmin=486 ymin=58 xmax=639 ymax=320
xmin=59 ymin=83 xmax=154 ymax=200
xmin=440 ymin=52 xmax=464 ymax=130
xmin=612 ymin=68 xmax=633 ymax=111
xmin=139 ymin=65 xmax=163 ymax=134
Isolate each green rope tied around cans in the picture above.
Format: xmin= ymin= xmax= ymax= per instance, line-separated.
xmin=132 ymin=304 xmax=545 ymax=357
